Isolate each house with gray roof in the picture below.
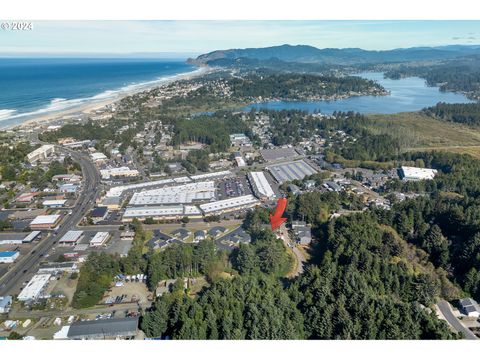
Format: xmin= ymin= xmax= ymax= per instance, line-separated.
xmin=171 ymin=228 xmax=191 ymax=241
xmin=459 ymin=298 xmax=480 ymax=317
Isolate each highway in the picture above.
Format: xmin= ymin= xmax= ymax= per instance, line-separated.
xmin=437 ymin=300 xmax=478 ymax=340
xmin=0 ymin=147 xmax=101 ymax=297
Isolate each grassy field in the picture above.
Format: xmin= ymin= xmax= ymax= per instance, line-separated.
xmin=367 ymin=112 xmax=480 ymax=158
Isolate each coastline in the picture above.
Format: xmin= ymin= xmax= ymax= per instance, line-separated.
xmin=3 ymin=65 xmax=211 ymax=131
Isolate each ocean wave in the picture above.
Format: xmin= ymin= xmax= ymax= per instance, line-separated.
xmin=0 ymin=66 xmax=205 ymax=125
xmin=0 ymin=109 xmax=17 ymax=121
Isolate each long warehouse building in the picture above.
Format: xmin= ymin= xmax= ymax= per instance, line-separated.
xmin=128 ymin=181 xmax=216 ymax=206
xmin=17 ymin=274 xmax=51 ymax=301
xmin=267 ymin=160 xmax=317 ymax=184
xmin=123 ymin=205 xmax=202 ymax=222
xmin=248 ymin=172 xmax=275 ymax=200
xmin=200 ymin=195 xmax=260 ymax=215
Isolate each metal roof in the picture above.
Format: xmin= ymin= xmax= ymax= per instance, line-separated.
xmin=59 ymin=231 xmax=84 ymax=243
xmin=30 ymin=214 xmax=61 ymax=225
xmin=67 ymin=317 xmax=139 ymax=339
xmin=0 ymin=251 xmax=18 ymax=257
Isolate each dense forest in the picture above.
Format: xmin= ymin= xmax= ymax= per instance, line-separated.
xmin=227 ymin=73 xmax=386 ymax=101
xmin=140 ymin=210 xmax=456 ymax=339
xmin=424 ymin=102 xmax=480 ymax=126
xmin=376 ymin=151 xmax=480 ymax=301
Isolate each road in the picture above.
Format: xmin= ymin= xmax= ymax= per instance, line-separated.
xmin=290 ymin=246 xmax=305 ymax=277
xmin=0 ymin=147 xmax=101 ymax=297
xmin=9 ymin=301 xmax=149 ymax=319
xmin=277 ymin=224 xmax=305 ymax=278
xmin=437 ymin=300 xmax=478 ymax=340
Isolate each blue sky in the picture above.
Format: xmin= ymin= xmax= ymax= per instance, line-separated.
xmin=1 ymin=20 xmax=479 ymax=56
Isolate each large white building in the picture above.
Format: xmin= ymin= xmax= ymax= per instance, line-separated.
xmin=399 ymin=166 xmax=438 ymax=181
xmin=200 ymin=195 xmax=260 ymax=215
xmin=100 ymin=167 xmax=140 ymax=180
xmin=128 ymin=181 xmax=216 ymax=206
xmin=248 ymin=172 xmax=275 ymax=200
xmin=29 ymin=214 xmax=61 ymax=229
xmin=17 ymin=274 xmax=51 ymax=301
xmin=27 ymin=145 xmax=55 ymax=165
xmin=89 ymin=232 xmax=111 ymax=247
xmin=0 ymin=251 xmax=19 ymax=264
xmin=59 ymin=231 xmax=84 ymax=246
xmin=122 ymin=205 xmax=202 ymax=222
xmin=42 ymin=199 xmax=67 ymax=208
xmin=189 ymin=170 xmax=232 ymax=181
xmin=90 ymin=152 xmax=108 ymax=162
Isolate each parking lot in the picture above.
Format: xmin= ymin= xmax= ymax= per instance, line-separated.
xmin=103 ymin=281 xmax=152 ymax=306
xmin=217 ymin=177 xmax=252 ymax=199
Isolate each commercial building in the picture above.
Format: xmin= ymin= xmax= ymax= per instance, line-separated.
xmin=22 ymin=231 xmax=42 ymax=243
xmin=100 ymin=167 xmax=140 ymax=180
xmin=59 ymin=230 xmax=84 ymax=246
xmin=17 ymin=274 xmax=51 ymax=301
xmin=129 ymin=181 xmax=216 ymax=206
xmin=0 ymin=231 xmax=40 ymax=245
xmin=105 ymin=178 xmax=182 ymax=199
xmin=67 ymin=317 xmax=139 ymax=340
xmin=27 ymin=144 xmax=55 ymax=165
xmin=90 ymin=232 xmax=111 ymax=247
xmin=0 ymin=233 xmax=25 ymax=245
xmin=248 ymin=172 xmax=275 ymax=200
xmin=267 ymin=160 xmax=317 ymax=184
xmin=99 ymin=196 xmax=122 ymax=210
xmin=200 ymin=195 xmax=260 ymax=215
xmin=63 ymin=140 xmax=92 ymax=148
xmin=38 ymin=262 xmax=78 ymax=274
xmin=399 ymin=166 xmax=438 ymax=181
xmin=42 ymin=199 xmax=67 ymax=208
xmin=52 ymin=174 xmax=82 ymax=183
xmin=90 ymin=207 xmax=108 ymax=223
xmin=9 ymin=209 xmax=47 ymax=221
xmin=122 ymin=205 xmax=202 ymax=222
xmin=459 ymin=298 xmax=480 ymax=317
xmin=260 ymin=147 xmax=298 ymax=162
xmin=15 ymin=192 xmax=37 ymax=204
xmin=234 ymin=152 xmax=246 ymax=167
xmin=0 ymin=296 xmax=13 ymax=314
xmin=29 ymin=214 xmax=61 ymax=229
xmin=230 ymin=133 xmax=251 ymax=146
xmin=0 ymin=251 xmax=19 ymax=263
xmin=58 ymin=183 xmax=79 ymax=194
xmin=120 ymin=231 xmax=135 ymax=241
xmin=190 ymin=170 xmax=232 ymax=181
xmin=90 ymin=152 xmax=108 ymax=162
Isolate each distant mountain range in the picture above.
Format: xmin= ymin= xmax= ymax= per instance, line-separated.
xmin=189 ymin=44 xmax=480 ymax=66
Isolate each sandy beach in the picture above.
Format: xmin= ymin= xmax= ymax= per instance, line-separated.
xmin=5 ymin=65 xmax=212 ymax=131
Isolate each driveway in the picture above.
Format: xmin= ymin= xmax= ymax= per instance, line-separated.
xmin=437 ymin=300 xmax=478 ymax=340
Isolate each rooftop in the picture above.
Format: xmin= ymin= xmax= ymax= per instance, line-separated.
xmin=67 ymin=317 xmax=139 ymax=339
xmin=59 ymin=230 xmax=84 ymax=243
xmin=200 ymin=195 xmax=260 ymax=214
xmin=30 ymin=214 xmax=61 ymax=225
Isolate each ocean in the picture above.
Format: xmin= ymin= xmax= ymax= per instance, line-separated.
xmin=0 ymin=58 xmax=197 ymax=128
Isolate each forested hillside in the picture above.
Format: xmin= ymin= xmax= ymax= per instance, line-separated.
xmin=424 ymin=102 xmax=480 ymax=126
